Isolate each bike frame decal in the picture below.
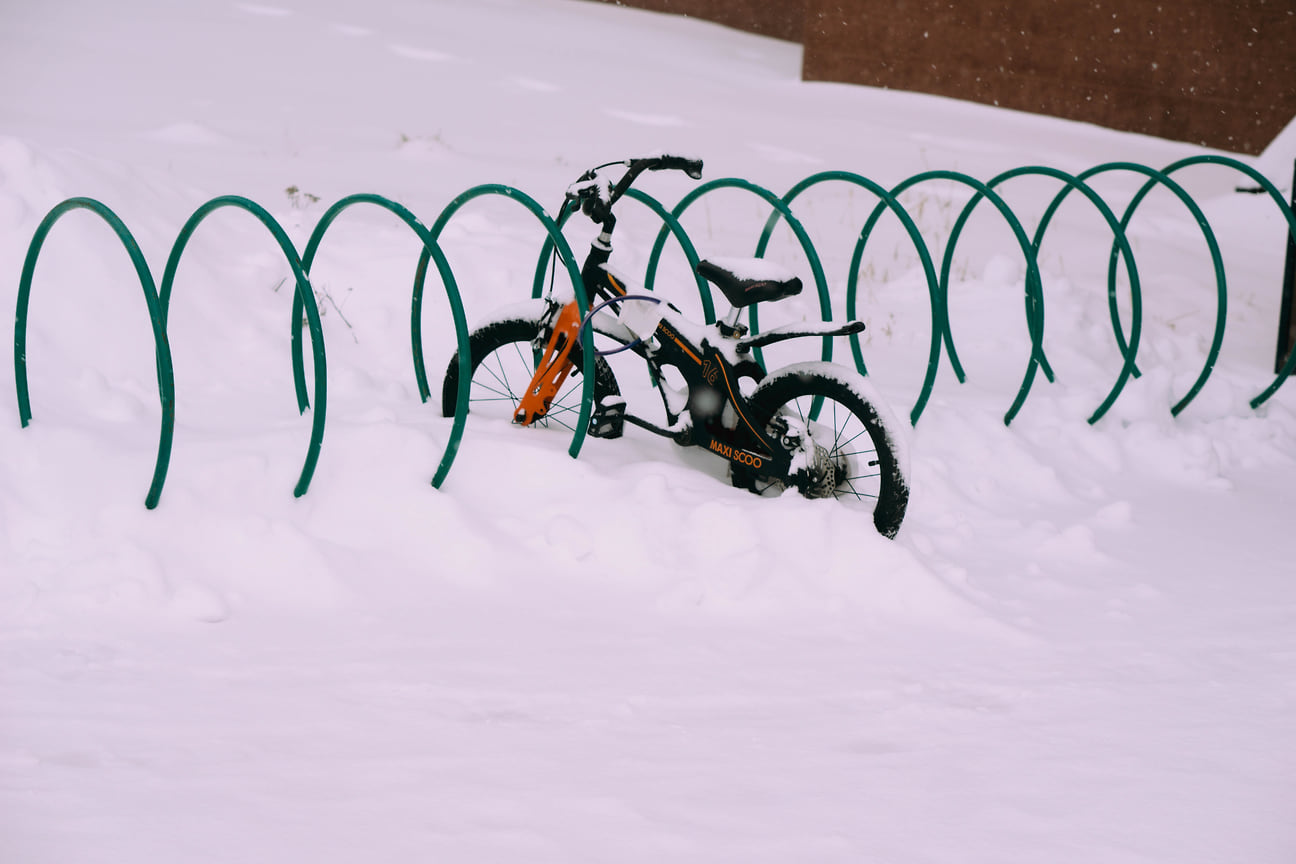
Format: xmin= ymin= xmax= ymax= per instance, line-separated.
xmin=707 ymin=438 xmax=765 ymax=468
xmin=714 ymin=356 xmax=771 ymax=453
xmin=594 ymin=261 xmax=779 ymax=463
xmin=655 ymin=320 xmax=703 ymax=365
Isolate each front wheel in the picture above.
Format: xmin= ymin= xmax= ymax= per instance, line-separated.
xmin=440 ymin=302 xmax=620 ymax=434
xmin=732 ymin=362 xmax=910 ymax=538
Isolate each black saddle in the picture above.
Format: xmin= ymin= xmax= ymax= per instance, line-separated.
xmin=696 ymin=259 xmax=802 ymax=309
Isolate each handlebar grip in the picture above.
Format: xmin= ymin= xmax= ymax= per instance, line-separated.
xmin=649 ymin=155 xmax=704 ymax=179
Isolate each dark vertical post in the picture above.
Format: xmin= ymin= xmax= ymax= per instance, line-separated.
xmin=1276 ymin=158 xmax=1296 ymax=374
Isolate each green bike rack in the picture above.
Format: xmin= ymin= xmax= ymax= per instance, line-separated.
xmin=413 ymin=184 xmax=594 ymax=460
xmin=13 ymin=157 xmax=1295 ymax=509
xmin=856 ymin=170 xmax=1051 ymax=425
xmin=1099 ymin=154 xmax=1296 ymax=412
xmin=529 ymin=193 xmax=711 ymax=320
xmin=622 ymin=188 xmax=712 ymax=318
xmin=944 ymin=165 xmax=1143 ymax=424
xmin=293 ymin=193 xmax=472 ymax=488
xmin=752 ymin=170 xmax=945 ymax=426
xmin=1054 ymin=162 xmax=1222 ymax=418
xmin=15 ymin=198 xmax=176 ymax=509
xmin=644 ymin=178 xmax=835 ymax=364
xmin=158 ymin=195 xmax=327 ymax=499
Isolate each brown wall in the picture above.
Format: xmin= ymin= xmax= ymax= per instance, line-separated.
xmin=802 ymin=0 xmax=1294 ymax=155
xmin=586 ymin=0 xmax=1296 ymax=155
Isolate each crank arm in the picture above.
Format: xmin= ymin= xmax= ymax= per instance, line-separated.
xmin=735 ymin=319 xmax=866 ymax=354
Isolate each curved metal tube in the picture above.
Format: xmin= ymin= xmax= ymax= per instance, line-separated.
xmin=752 ymin=170 xmax=944 ymax=425
xmin=15 ymin=198 xmax=176 ymax=509
xmin=529 ymin=193 xmax=712 ymax=322
xmin=412 ymin=184 xmax=593 ymax=460
xmin=949 ymin=166 xmax=1143 ymax=424
xmin=16 ymin=157 xmax=1293 ymax=508
xmin=643 ymin=178 xmax=834 ymax=365
xmin=158 ymin=195 xmax=327 ymax=498
xmin=859 ymin=170 xmax=1051 ymax=425
xmin=296 ymin=193 xmax=472 ymax=488
xmin=1063 ymin=162 xmax=1223 ymax=417
xmin=1134 ymin=155 xmax=1296 ymax=413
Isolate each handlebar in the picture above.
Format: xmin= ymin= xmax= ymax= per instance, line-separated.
xmin=643 ymin=154 xmax=703 ymax=179
xmin=565 ymin=154 xmax=704 ymax=223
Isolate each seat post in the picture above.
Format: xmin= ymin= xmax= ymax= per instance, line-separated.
xmin=718 ymin=304 xmax=747 ymax=338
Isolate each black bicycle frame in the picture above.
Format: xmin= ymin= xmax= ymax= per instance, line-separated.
xmin=573 ymin=225 xmax=795 ymax=481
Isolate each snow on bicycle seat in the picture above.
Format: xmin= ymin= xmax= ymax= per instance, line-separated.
xmin=696 ymin=257 xmax=803 ymax=308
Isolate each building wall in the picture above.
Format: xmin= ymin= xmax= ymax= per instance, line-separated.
xmin=585 ymin=0 xmax=1296 ymax=156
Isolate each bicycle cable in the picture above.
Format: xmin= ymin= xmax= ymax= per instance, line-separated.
xmin=577 ymin=293 xmax=663 ymax=357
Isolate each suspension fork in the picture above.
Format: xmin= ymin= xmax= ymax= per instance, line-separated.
xmin=513 ymin=299 xmax=583 ymax=425
xmin=515 ymin=222 xmax=618 ymax=425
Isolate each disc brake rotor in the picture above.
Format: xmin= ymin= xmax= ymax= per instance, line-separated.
xmin=769 ymin=414 xmax=840 ymax=498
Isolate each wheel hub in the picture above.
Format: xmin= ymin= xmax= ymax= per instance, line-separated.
xmin=769 ymin=414 xmax=840 ymax=499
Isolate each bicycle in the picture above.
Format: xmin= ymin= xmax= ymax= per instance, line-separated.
xmin=441 ymin=155 xmax=910 ymax=538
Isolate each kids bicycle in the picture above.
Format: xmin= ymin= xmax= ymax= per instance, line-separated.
xmin=441 ymin=155 xmax=910 ymax=537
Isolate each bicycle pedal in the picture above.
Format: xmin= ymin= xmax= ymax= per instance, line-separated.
xmin=589 ymin=395 xmax=626 ymax=439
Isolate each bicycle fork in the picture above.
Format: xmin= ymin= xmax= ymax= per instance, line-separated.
xmin=514 ymin=299 xmax=583 ymax=426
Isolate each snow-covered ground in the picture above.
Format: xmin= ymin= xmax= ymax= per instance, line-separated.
xmin=3 ymin=1 xmax=1296 ymax=861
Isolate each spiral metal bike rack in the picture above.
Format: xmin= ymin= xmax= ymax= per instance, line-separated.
xmin=13 ymin=157 xmax=1295 ymax=506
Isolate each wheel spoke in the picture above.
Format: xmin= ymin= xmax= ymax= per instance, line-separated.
xmin=480 ymin=353 xmax=521 ymax=400
xmin=844 ymin=468 xmax=882 ymax=481
xmin=536 ymin=416 xmax=576 ymax=432
xmin=469 ymin=392 xmax=523 ymax=405
xmin=508 ymin=338 xmax=535 ymax=372
xmin=452 ymin=319 xmax=618 ymax=444
xmin=813 ymin=399 xmax=884 ymax=504
xmin=832 ymin=425 xmax=878 ymax=459
xmin=837 ymin=476 xmax=878 ymax=500
xmin=476 ymin=352 xmax=593 ymax=434
xmin=744 ymin=371 xmax=905 ymax=534
xmin=470 ymin=382 xmax=521 ymax=411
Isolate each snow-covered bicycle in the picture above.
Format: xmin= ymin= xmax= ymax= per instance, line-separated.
xmin=441 ymin=155 xmax=910 ymax=537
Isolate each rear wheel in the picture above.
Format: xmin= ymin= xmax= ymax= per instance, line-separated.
xmin=441 ymin=313 xmax=620 ymax=434
xmin=732 ymin=362 xmax=909 ymax=538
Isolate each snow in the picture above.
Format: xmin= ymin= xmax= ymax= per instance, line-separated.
xmin=3 ymin=1 xmax=1296 ymax=862
xmin=701 ymin=254 xmax=801 ymax=284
